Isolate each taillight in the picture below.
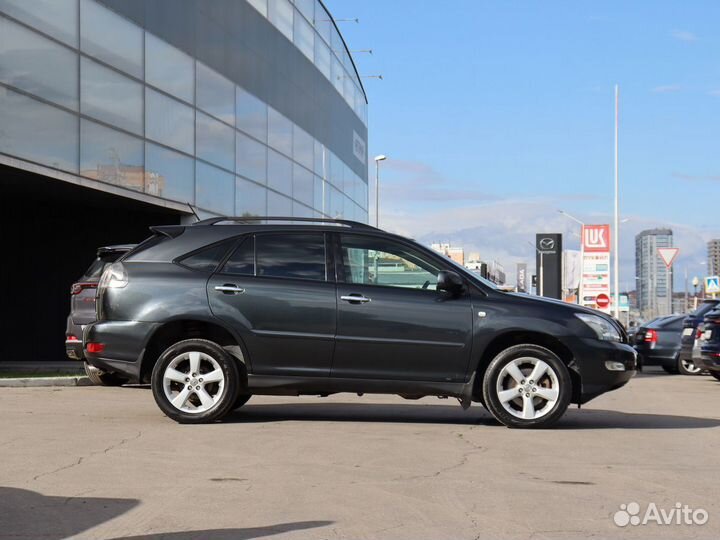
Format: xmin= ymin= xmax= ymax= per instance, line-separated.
xmin=696 ymin=328 xmax=704 ymax=339
xmin=644 ymin=329 xmax=658 ymax=343
xmin=71 ymin=282 xmax=97 ymax=295
xmin=86 ymin=342 xmax=105 ymax=353
xmin=98 ymin=262 xmax=128 ymax=289
xmin=66 ymin=335 xmax=80 ymax=342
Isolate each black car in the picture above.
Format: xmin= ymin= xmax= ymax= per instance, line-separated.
xmin=633 ymin=315 xmax=685 ymax=373
xmin=66 ymin=244 xmax=134 ymax=385
xmin=696 ymin=308 xmax=720 ymax=381
xmin=84 ymin=217 xmax=636 ymax=428
xmin=679 ymin=299 xmax=720 ymax=375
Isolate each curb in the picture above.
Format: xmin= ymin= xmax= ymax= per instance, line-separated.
xmin=0 ymin=376 xmax=93 ymax=388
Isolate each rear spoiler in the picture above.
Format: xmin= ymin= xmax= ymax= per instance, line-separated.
xmin=149 ymin=225 xmax=185 ymax=239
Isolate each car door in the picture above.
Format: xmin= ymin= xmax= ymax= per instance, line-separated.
xmin=207 ymin=232 xmax=336 ymax=377
xmin=332 ymin=233 xmax=474 ymax=382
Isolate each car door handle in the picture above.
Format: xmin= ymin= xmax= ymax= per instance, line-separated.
xmin=340 ymin=294 xmax=371 ymax=304
xmin=214 ymin=284 xmax=245 ymax=295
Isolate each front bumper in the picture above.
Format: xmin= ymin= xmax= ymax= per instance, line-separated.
xmin=84 ymin=320 xmax=160 ymax=382
xmin=567 ymin=337 xmax=637 ymax=404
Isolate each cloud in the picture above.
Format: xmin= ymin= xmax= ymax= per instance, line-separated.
xmin=651 ymin=84 xmax=682 ymax=94
xmin=671 ymin=30 xmax=698 ymax=42
xmin=672 ymin=172 xmax=720 ymax=182
xmin=708 ymin=89 xmax=720 ymax=97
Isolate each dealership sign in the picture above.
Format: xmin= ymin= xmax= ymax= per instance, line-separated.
xmin=581 ymin=225 xmax=611 ymax=313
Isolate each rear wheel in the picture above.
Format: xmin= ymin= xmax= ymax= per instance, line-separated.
xmin=84 ymin=362 xmax=127 ymax=386
xmin=482 ymin=344 xmax=571 ymax=429
xmin=710 ymin=371 xmax=720 ymax=382
xmin=677 ymin=356 xmax=702 ymax=376
xmin=151 ymin=339 xmax=240 ymax=424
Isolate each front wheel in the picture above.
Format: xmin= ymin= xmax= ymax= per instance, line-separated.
xmin=151 ymin=339 xmax=241 ymax=424
xmin=482 ymin=344 xmax=571 ymax=428
xmin=677 ymin=356 xmax=702 ymax=376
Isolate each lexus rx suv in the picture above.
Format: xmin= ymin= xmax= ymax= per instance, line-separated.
xmin=679 ymin=299 xmax=720 ymax=374
xmin=84 ymin=217 xmax=636 ymax=428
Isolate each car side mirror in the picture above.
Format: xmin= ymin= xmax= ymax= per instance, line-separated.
xmin=437 ymin=270 xmax=465 ymax=295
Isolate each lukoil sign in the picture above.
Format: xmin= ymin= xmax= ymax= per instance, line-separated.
xmin=582 ymin=224 xmax=611 ymax=252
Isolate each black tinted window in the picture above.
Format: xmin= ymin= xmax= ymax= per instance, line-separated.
xmin=256 ymin=234 xmax=326 ymax=281
xmin=179 ymin=240 xmax=233 ymax=272
xmin=222 ymin=237 xmax=255 ymax=276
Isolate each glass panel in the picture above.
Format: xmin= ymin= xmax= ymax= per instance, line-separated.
xmin=292 ymin=201 xmax=313 ymax=218
xmin=267 ymin=107 xmax=292 ymax=156
xmin=145 ymin=142 xmax=195 ymax=203
xmin=268 ymin=0 xmax=293 ymax=41
xmin=256 ymin=233 xmax=325 ymax=281
xmin=145 ymin=88 xmax=194 ymax=155
xmin=236 ymin=131 xmax=266 ymax=184
xmin=236 ymin=177 xmax=267 ymax=216
xmin=329 ymin=184 xmax=343 ymax=217
xmin=196 ymin=111 xmax=234 ymax=171
xmin=292 ymin=163 xmax=313 ymax=207
xmin=293 ymin=12 xmax=313 ymax=61
xmin=268 ymin=190 xmax=292 ymax=215
xmin=0 ymin=86 xmax=78 ymax=172
xmin=145 ymin=33 xmax=194 ymax=103
xmin=236 ymin=86 xmax=267 ymax=142
xmin=0 ymin=0 xmax=78 ymax=46
xmin=267 ymin=149 xmax=292 ymax=194
xmin=246 ymin=0 xmax=267 ymax=17
xmin=295 ymin=0 xmax=314 ymax=23
xmin=339 ymin=235 xmax=441 ymax=290
xmin=196 ymin=62 xmax=235 ymax=125
xmin=81 ymin=57 xmax=142 ymax=134
xmin=331 ymin=54 xmax=343 ymax=94
xmin=180 ymin=240 xmax=235 ymax=272
xmin=292 ymin=125 xmax=313 ymax=170
xmin=314 ymin=1 xmax=331 ymax=43
xmin=328 ymin=152 xmax=343 ymax=189
xmin=314 ymin=140 xmax=327 ymax=178
xmin=313 ymin=175 xmax=325 ymax=213
xmin=222 ymin=236 xmax=255 ymax=276
xmin=80 ymin=119 xmax=144 ymax=191
xmin=314 ymin=37 xmax=331 ymax=80
xmin=196 ymin=161 xmax=235 ymax=215
xmin=0 ymin=17 xmax=78 ymax=110
xmin=80 ymin=0 xmax=143 ymax=78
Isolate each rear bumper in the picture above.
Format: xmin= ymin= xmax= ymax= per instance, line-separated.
xmin=84 ymin=321 xmax=160 ymax=382
xmin=568 ymin=338 xmax=637 ymax=404
xmin=65 ymin=317 xmax=85 ymax=360
xmin=698 ymin=346 xmax=720 ymax=372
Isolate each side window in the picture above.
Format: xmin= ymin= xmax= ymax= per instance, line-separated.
xmin=256 ymin=233 xmax=326 ymax=281
xmin=178 ymin=239 xmax=234 ymax=272
xmin=221 ymin=236 xmax=255 ymax=276
xmin=340 ymin=235 xmax=441 ymax=290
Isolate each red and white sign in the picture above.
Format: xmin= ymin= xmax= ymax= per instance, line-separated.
xmin=582 ymin=224 xmax=611 ymax=252
xmin=657 ymin=247 xmax=679 ymax=268
xmin=595 ymin=293 xmax=611 ymax=308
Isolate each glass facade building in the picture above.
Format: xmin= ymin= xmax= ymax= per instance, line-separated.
xmin=635 ymin=228 xmax=674 ymax=319
xmin=0 ymin=0 xmax=369 ymax=221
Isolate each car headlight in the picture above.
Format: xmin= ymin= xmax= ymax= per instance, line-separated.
xmin=575 ymin=313 xmax=621 ymax=342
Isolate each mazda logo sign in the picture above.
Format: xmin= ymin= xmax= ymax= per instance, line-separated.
xmin=539 ymin=238 xmax=555 ymax=250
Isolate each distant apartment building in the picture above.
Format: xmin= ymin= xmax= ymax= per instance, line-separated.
xmin=708 ymin=239 xmax=720 ymax=276
xmin=635 ymin=228 xmax=674 ymax=319
xmin=431 ymin=243 xmax=465 ymax=265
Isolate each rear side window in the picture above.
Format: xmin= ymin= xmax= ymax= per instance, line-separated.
xmin=255 ymin=233 xmax=326 ymax=281
xmin=83 ymin=252 xmax=124 ymax=279
xmin=178 ymin=239 xmax=235 ymax=272
xmin=221 ymin=237 xmax=255 ymax=276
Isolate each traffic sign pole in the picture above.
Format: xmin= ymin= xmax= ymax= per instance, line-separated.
xmin=657 ymin=247 xmax=680 ymax=315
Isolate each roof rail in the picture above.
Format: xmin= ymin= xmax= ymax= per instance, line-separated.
xmin=190 ymin=216 xmax=378 ymax=230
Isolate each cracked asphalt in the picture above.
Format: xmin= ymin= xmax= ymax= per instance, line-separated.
xmin=1 ymin=370 xmax=719 ymax=540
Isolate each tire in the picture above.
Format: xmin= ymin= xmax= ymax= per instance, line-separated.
xmin=482 ymin=344 xmax=571 ymax=429
xmin=662 ymin=365 xmax=679 ymax=375
xmin=151 ymin=339 xmax=241 ymax=424
xmin=710 ymin=371 xmax=720 ymax=382
xmin=84 ymin=362 xmax=128 ymax=386
xmin=232 ymin=393 xmax=252 ymax=410
xmin=677 ymin=356 xmax=703 ymax=376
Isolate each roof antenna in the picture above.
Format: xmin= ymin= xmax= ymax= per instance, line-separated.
xmin=187 ymin=203 xmax=200 ymax=222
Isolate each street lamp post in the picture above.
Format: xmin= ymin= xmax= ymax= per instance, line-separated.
xmin=558 ymin=210 xmax=585 ymax=304
xmin=374 ymin=155 xmax=387 ymax=228
xmin=613 ymin=84 xmax=621 ymax=319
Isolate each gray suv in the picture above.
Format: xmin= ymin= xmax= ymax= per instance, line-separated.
xmin=84 ymin=217 xmax=636 ymax=428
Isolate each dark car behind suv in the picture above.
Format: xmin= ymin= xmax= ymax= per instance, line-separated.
xmin=633 ymin=315 xmax=685 ymax=373
xmin=679 ymin=299 xmax=720 ymax=375
xmin=66 ymin=244 xmax=134 ymax=384
xmin=84 ymin=217 xmax=636 ymax=428
xmin=696 ymin=308 xmax=720 ymax=381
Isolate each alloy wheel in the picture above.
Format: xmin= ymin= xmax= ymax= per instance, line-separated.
xmin=496 ymin=357 xmax=560 ymax=420
xmin=680 ymin=358 xmax=702 ymax=374
xmin=162 ymin=351 xmax=225 ymax=413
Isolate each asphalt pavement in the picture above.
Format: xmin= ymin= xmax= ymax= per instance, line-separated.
xmin=1 ymin=369 xmax=719 ymax=540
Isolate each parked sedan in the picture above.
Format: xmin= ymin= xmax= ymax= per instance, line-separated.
xmin=633 ymin=315 xmax=685 ymax=373
xmin=66 ymin=244 xmax=134 ymax=385
xmin=696 ymin=308 xmax=720 ymax=381
xmin=679 ymin=299 xmax=720 ymax=375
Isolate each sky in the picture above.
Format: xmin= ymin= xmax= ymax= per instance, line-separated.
xmin=328 ymin=0 xmax=719 ymax=290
